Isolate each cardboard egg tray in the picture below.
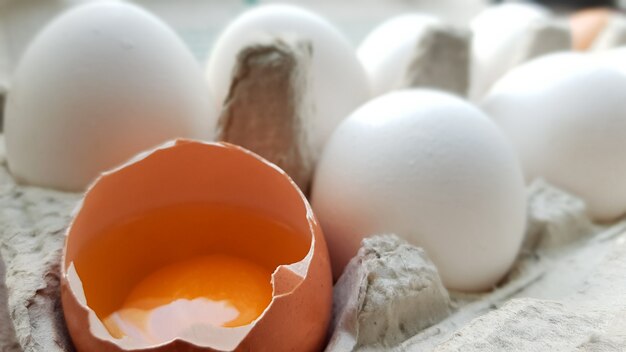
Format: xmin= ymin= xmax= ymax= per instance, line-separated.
xmin=1 ymin=131 xmax=626 ymax=351
xmin=3 ymin=1 xmax=626 ymax=351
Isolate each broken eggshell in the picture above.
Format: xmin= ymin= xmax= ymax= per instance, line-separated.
xmin=61 ymin=140 xmax=332 ymax=351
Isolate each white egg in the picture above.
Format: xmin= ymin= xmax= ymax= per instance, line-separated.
xmin=483 ymin=52 xmax=626 ymax=221
xmin=312 ymin=90 xmax=526 ymax=291
xmin=357 ymin=14 xmax=440 ymax=97
xmin=206 ymin=4 xmax=370 ymax=155
xmin=595 ymin=46 xmax=626 ymax=72
xmin=469 ymin=2 xmax=551 ymax=101
xmin=4 ymin=2 xmax=216 ymax=191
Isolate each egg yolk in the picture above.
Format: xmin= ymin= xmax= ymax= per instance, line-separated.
xmin=72 ymin=203 xmax=310 ymax=341
xmin=103 ymin=254 xmax=272 ymax=338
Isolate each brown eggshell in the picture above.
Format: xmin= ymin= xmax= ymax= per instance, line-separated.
xmin=570 ymin=7 xmax=614 ymax=51
xmin=61 ymin=139 xmax=332 ymax=351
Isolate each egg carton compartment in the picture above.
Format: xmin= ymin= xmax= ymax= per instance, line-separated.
xmin=1 ymin=129 xmax=626 ymax=352
xmin=325 ymin=178 xmax=626 ymax=351
xmin=0 ymin=135 xmax=78 ymax=352
xmin=0 ymin=92 xmax=5 ymax=133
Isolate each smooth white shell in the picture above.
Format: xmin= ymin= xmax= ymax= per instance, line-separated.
xmin=206 ymin=4 xmax=370 ymax=155
xmin=312 ymin=90 xmax=526 ymax=291
xmin=4 ymin=2 xmax=216 ymax=191
xmin=483 ymin=52 xmax=626 ymax=222
xmin=357 ymin=14 xmax=440 ymax=97
xmin=469 ymin=2 xmax=550 ymax=101
xmin=595 ymin=47 xmax=626 ymax=72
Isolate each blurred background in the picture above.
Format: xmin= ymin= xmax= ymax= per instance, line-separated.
xmin=0 ymin=0 xmax=623 ymax=107
xmin=0 ymin=0 xmax=622 ymax=69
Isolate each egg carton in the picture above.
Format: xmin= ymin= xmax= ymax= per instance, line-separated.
xmin=2 ymin=1 xmax=626 ymax=351
xmin=1 ymin=130 xmax=625 ymax=352
xmin=0 ymin=136 xmax=78 ymax=352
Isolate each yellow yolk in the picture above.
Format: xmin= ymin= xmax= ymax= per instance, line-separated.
xmin=73 ymin=203 xmax=311 ymax=340
xmin=103 ymin=255 xmax=272 ymax=338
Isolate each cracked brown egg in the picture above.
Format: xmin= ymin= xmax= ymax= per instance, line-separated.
xmin=61 ymin=140 xmax=332 ymax=351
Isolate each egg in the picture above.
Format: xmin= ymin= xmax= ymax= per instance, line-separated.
xmin=3 ymin=2 xmax=217 ymax=191
xmin=311 ymin=90 xmax=526 ymax=291
xmin=469 ymin=2 xmax=558 ymax=101
xmin=206 ymin=4 xmax=370 ymax=158
xmin=357 ymin=14 xmax=443 ymax=96
xmin=595 ymin=46 xmax=626 ymax=70
xmin=61 ymin=139 xmax=332 ymax=351
xmin=482 ymin=52 xmax=626 ymax=222
xmin=570 ymin=7 xmax=615 ymax=51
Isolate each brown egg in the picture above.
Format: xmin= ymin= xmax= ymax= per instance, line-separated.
xmin=61 ymin=139 xmax=332 ymax=351
xmin=570 ymin=7 xmax=615 ymax=51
